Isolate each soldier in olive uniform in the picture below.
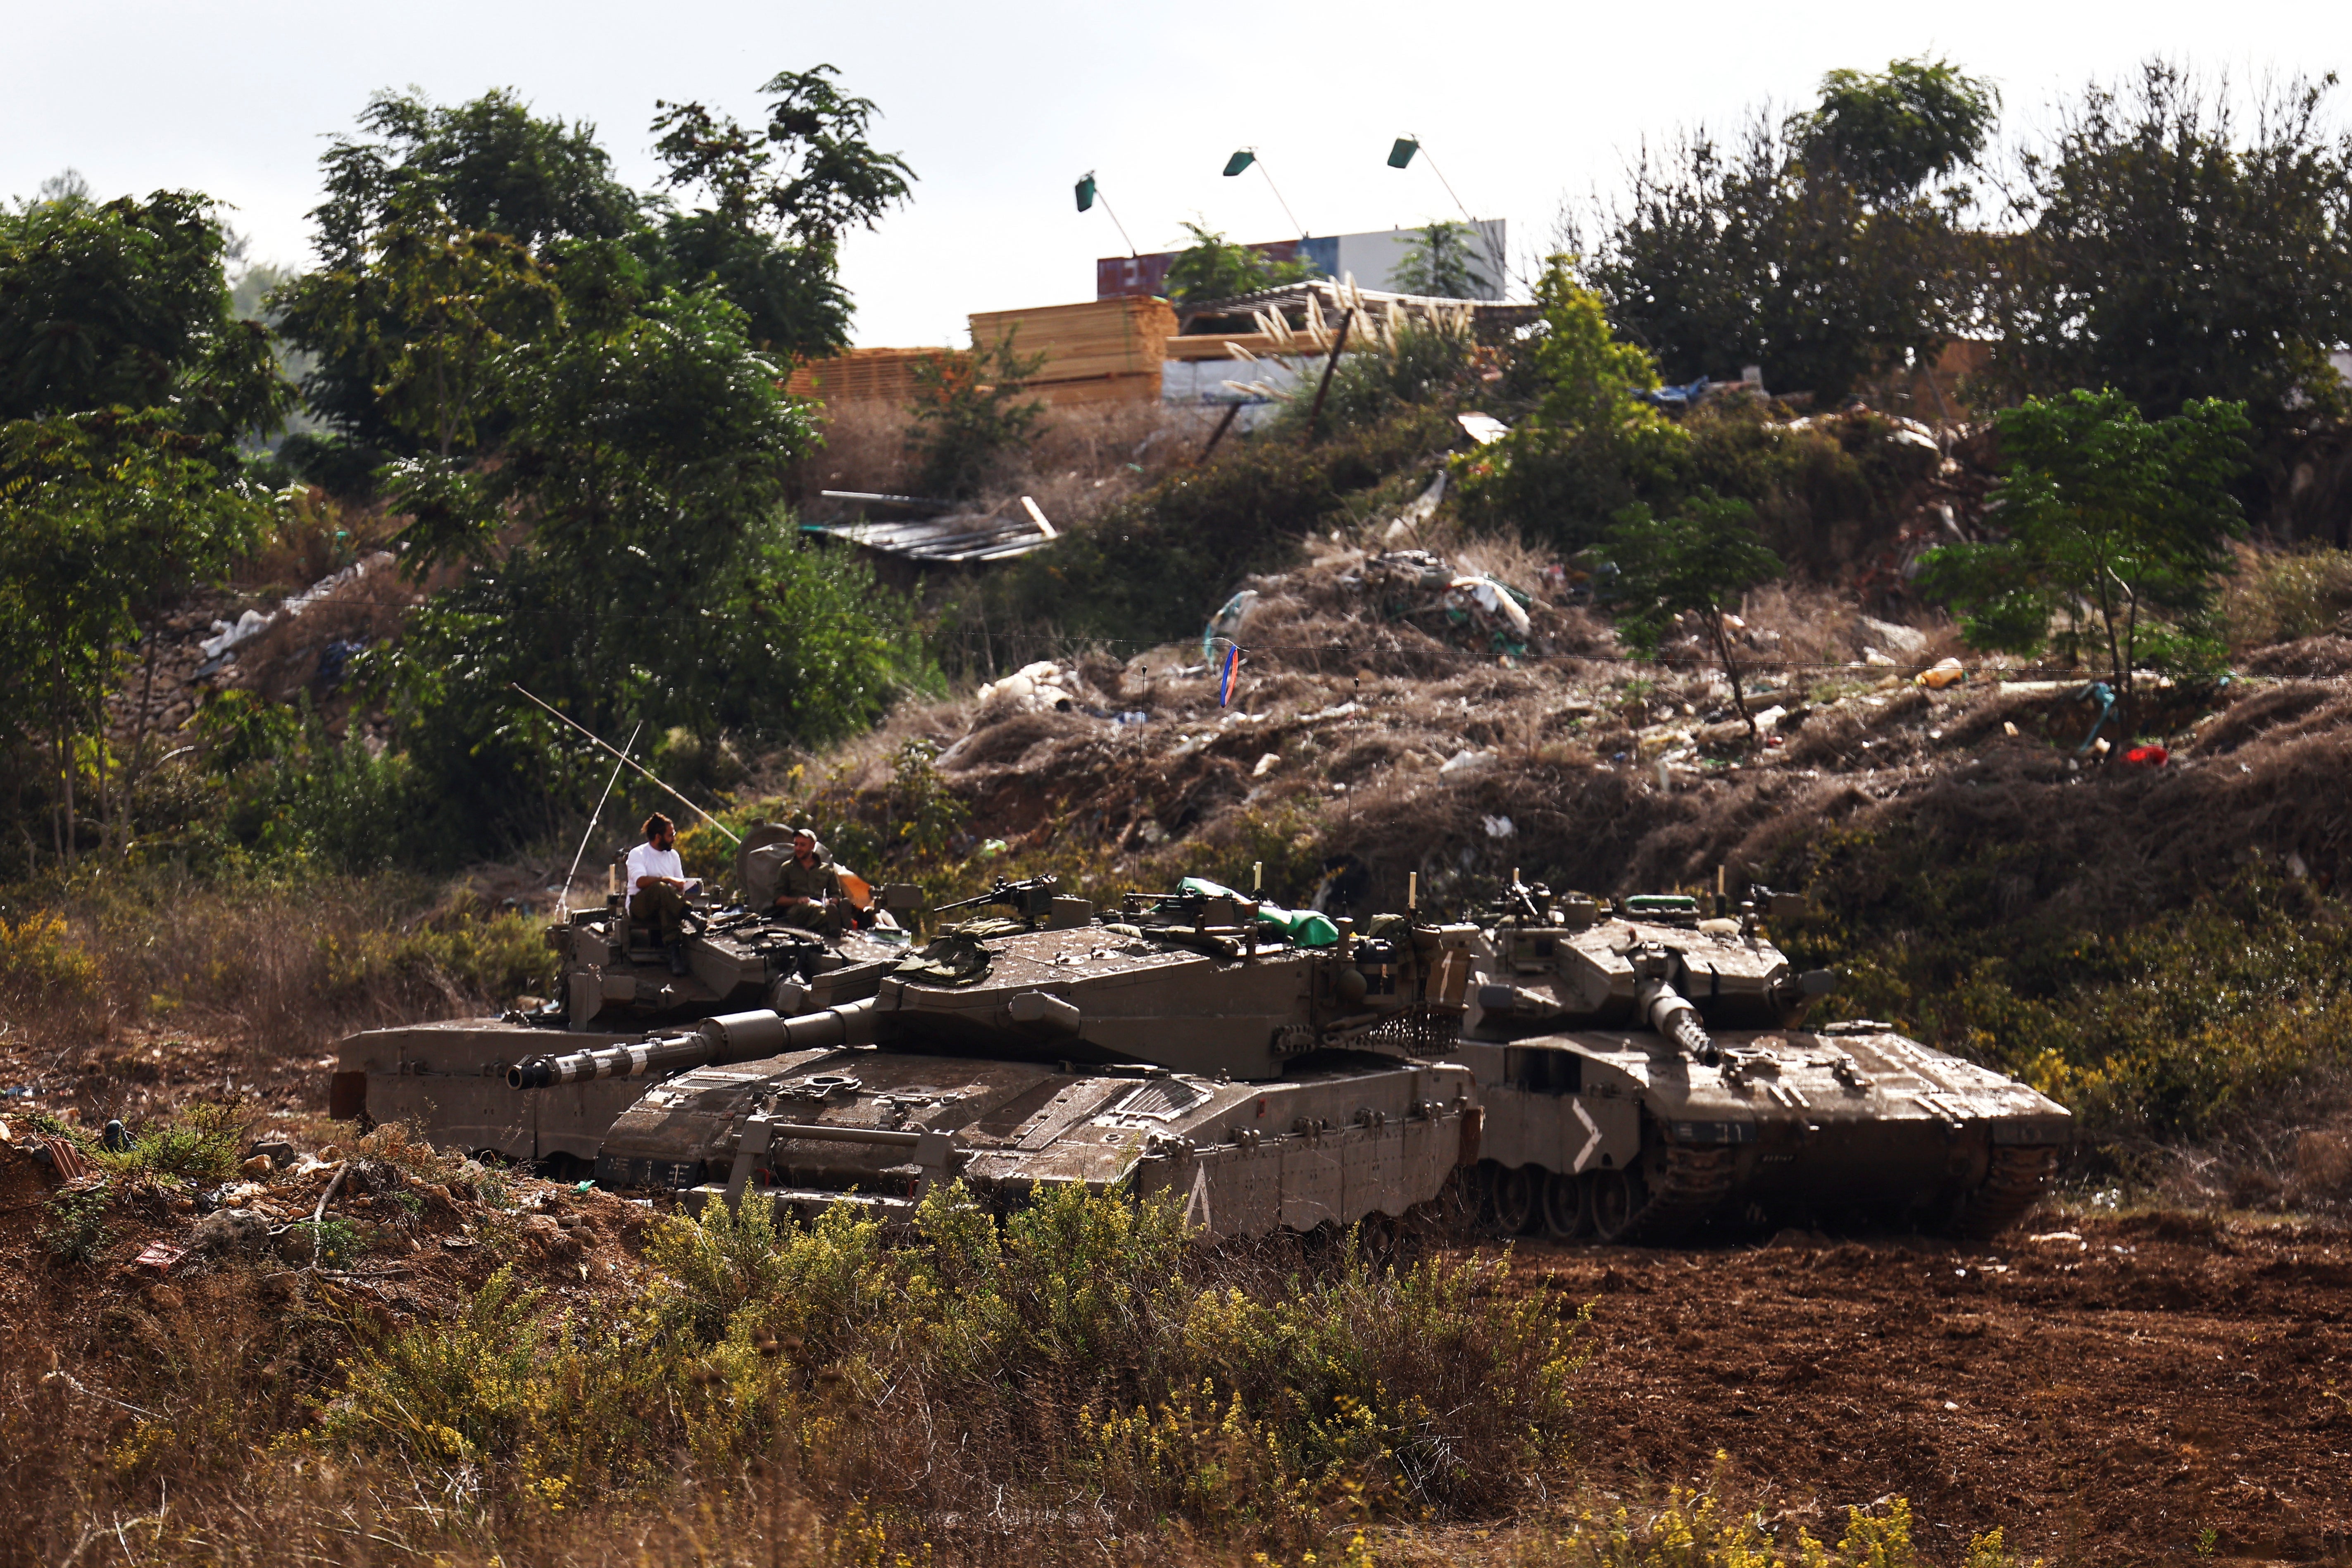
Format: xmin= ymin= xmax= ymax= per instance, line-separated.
xmin=772 ymin=828 xmax=848 ymax=937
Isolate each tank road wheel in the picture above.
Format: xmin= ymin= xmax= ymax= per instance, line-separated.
xmin=1491 ymin=1164 xmax=1539 ymax=1235
xmin=1588 ymin=1168 xmax=1645 ymax=1244
xmin=1542 ymin=1168 xmax=1592 ymax=1240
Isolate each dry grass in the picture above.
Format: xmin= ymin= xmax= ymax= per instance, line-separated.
xmin=0 ymin=869 xmax=554 ymax=1067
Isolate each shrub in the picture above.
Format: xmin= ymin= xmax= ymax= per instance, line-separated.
xmin=98 ymin=1100 xmax=250 ymax=1185
xmin=322 ymin=1184 xmax=1581 ymax=1548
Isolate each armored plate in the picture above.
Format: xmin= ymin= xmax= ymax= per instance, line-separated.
xmin=597 ymin=1042 xmax=1478 ymax=1239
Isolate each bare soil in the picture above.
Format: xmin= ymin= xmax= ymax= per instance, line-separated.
xmin=1490 ymin=1216 xmax=2352 ymax=1564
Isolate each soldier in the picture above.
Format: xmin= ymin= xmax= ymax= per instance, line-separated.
xmin=771 ymin=827 xmax=849 ymax=937
xmin=626 ymin=813 xmax=699 ymax=975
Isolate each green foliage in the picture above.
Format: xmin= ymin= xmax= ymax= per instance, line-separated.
xmin=1578 ymin=59 xmax=1988 ymax=400
xmin=648 ymin=65 xmax=914 ymax=358
xmin=96 ymin=1101 xmax=248 ymax=1185
xmin=1598 ymin=493 xmax=1785 ymax=735
xmin=1162 ymin=222 xmax=1318 ymax=306
xmin=40 ymin=1188 xmax=115 ymax=1266
xmin=905 ymin=332 xmax=1047 ymax=499
xmin=969 ymin=406 xmax=1457 ymax=662
xmin=0 ymin=188 xmax=293 ymax=434
xmin=1987 ymin=64 xmax=2352 ymax=447
xmin=1795 ymin=57 xmax=1999 ymax=200
xmin=1390 ymin=220 xmax=1492 ymax=298
xmin=2219 ymin=543 xmax=2352 ymax=648
xmin=0 ymin=410 xmax=278 ymax=863
xmin=373 ymin=287 xmax=922 ymax=851
xmin=327 ymin=1184 xmax=1580 ymax=1541
xmin=1768 ymin=816 xmax=2352 ymax=1145
xmin=1269 ymin=317 xmax=1476 ymax=438
xmin=276 ymin=194 xmax=559 ymax=458
xmin=1919 ymin=390 xmax=2250 ymax=714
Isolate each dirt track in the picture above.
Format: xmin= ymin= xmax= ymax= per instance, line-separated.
xmin=1490 ymin=1215 xmax=2352 ymax=1564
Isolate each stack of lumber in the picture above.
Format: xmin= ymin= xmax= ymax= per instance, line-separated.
xmin=786 ymin=347 xmax=948 ymax=404
xmin=966 ymin=297 xmax=1176 ymax=407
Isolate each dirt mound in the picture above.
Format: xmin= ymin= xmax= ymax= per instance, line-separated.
xmin=2242 ymin=635 xmax=2352 ymax=680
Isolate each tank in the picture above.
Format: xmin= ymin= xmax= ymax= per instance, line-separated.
xmin=1450 ymin=881 xmax=2071 ymax=1241
xmin=357 ymin=874 xmax=2068 ymax=1243
xmin=329 ymin=825 xmax=921 ymax=1170
xmin=514 ymin=878 xmax=1483 ymax=1235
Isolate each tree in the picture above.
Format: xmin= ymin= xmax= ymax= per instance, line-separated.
xmin=276 ymin=88 xmax=644 ymax=447
xmin=1598 ymin=492 xmax=1785 ymax=744
xmin=378 ymin=288 xmax=920 ymax=847
xmin=1578 ymin=57 xmax=1995 ymax=401
xmin=0 ymin=186 xmax=289 ymax=867
xmin=282 ymin=193 xmax=559 ymax=458
xmin=905 ymin=332 xmax=1047 ymax=499
xmin=648 ymin=66 xmax=914 ymax=359
xmin=1162 ymin=223 xmax=1317 ymax=306
xmin=1 ymin=188 xmax=288 ymax=434
xmin=1391 ymin=220 xmax=1491 ymax=298
xmin=1917 ymin=389 xmax=2251 ymax=742
xmin=0 ymin=412 xmax=272 ymax=862
xmin=1985 ymin=65 xmax=2352 ymax=481
xmin=1795 ymin=56 xmax=1999 ymax=201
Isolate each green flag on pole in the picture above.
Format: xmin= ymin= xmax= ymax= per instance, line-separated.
xmin=1075 ymin=173 xmax=1096 ymax=212
xmin=1222 ymin=149 xmax=1256 ymax=177
xmin=1388 ymin=137 xmax=1419 ymax=169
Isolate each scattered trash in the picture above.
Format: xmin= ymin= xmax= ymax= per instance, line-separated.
xmin=1251 ymin=752 xmax=1283 ymax=778
xmin=2003 ymin=721 xmax=2019 ymax=737
xmin=2028 ymin=1231 xmax=2084 ymax=1244
xmin=1481 ymin=814 xmax=1515 ymax=839
xmin=1862 ymin=647 xmax=1897 ymax=667
xmin=441 ymin=1235 xmax=477 ymax=1250
xmin=1111 ymin=710 xmax=1150 ymax=726
xmin=1456 ymin=412 xmax=1509 ymax=445
xmin=1201 ymin=591 xmax=1260 ymax=662
xmin=1915 ymin=657 xmax=1966 ymax=690
xmin=101 ymin=1119 xmax=131 ymax=1152
xmin=1439 ymin=748 xmax=1495 ymax=780
xmin=978 ymin=838 xmax=1008 ymax=857
xmin=39 ymin=1136 xmax=94 ymax=1182
xmin=134 ymin=1242 xmax=186 ymax=1275
xmin=2123 ymin=745 xmax=2169 ymax=768
xmin=975 ymin=660 xmax=1090 ymax=718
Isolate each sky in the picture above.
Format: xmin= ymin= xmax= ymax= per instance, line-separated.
xmin=6 ymin=0 xmax=2348 ymax=350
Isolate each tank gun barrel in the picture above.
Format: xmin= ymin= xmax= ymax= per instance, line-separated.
xmin=1636 ymin=977 xmax=1718 ymax=1064
xmin=509 ymin=999 xmax=876 ymax=1090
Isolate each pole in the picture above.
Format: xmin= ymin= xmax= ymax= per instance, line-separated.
xmin=1411 ymin=143 xmax=1510 ymax=295
xmin=1098 ymin=192 xmax=1139 ymax=257
xmin=509 ymin=684 xmax=742 ymax=844
xmin=1302 ymin=307 xmax=1355 ymax=445
xmin=560 ymin=721 xmax=643 ymax=909
xmin=1257 ymin=162 xmax=1307 ymax=240
xmin=1199 ymin=402 xmax=1241 ymax=462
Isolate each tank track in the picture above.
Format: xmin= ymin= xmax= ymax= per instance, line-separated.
xmin=1950 ymin=1144 xmax=2058 ymax=1239
xmin=1619 ymin=1142 xmax=1740 ymax=1244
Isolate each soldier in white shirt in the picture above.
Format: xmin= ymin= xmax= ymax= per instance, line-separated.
xmin=625 ymin=813 xmax=697 ymax=975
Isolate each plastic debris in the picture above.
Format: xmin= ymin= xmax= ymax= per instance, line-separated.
xmin=134 ymin=1242 xmax=186 ymax=1275
xmin=1916 ymin=657 xmax=1966 ymax=690
xmin=975 ymin=660 xmax=1090 ymax=718
xmin=101 ymin=1119 xmax=131 ymax=1152
xmin=1481 ymin=814 xmax=1515 ymax=839
xmin=1251 ymin=752 xmax=1282 ymax=778
xmin=1177 ymin=876 xmax=1340 ymax=948
xmin=1457 ymin=412 xmax=1509 ymax=445
xmin=2123 ymin=745 xmax=2169 ymax=767
xmin=1201 ymin=590 xmax=1259 ymax=662
xmin=1439 ymin=748 xmax=1495 ymax=779
xmin=1862 ymin=647 xmax=1897 ymax=667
